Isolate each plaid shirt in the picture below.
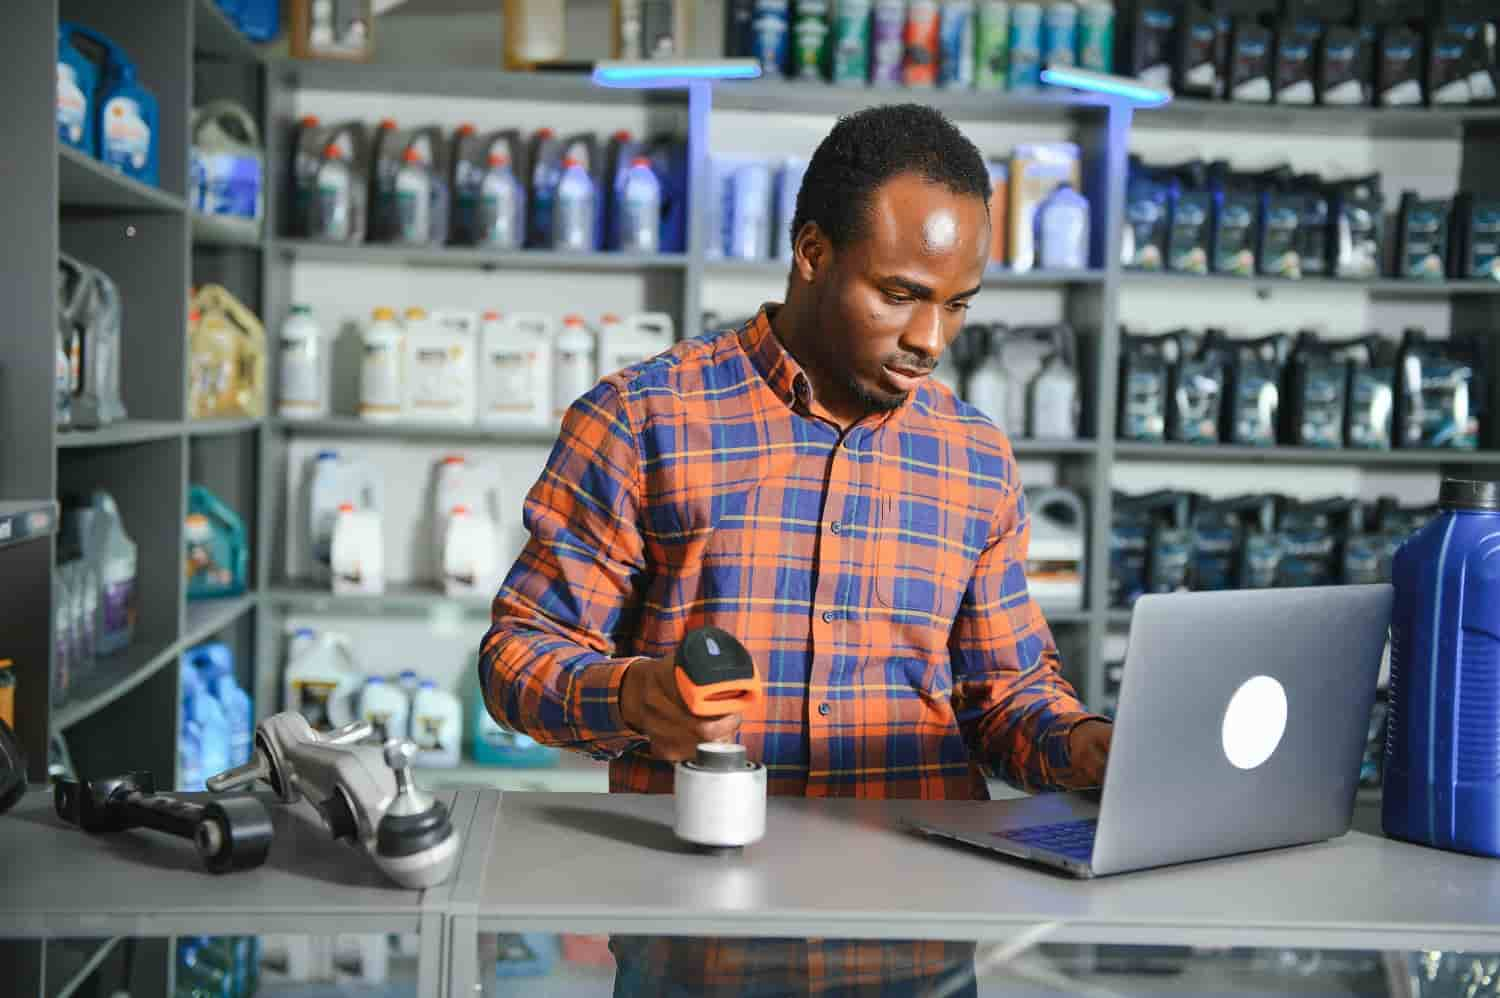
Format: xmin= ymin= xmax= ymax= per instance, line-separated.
xmin=481 ymin=306 xmax=1101 ymax=798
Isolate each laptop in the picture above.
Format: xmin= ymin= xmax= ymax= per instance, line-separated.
xmin=914 ymin=585 xmax=1393 ymax=878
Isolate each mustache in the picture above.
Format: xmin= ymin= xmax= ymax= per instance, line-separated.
xmin=882 ymin=354 xmax=937 ymax=373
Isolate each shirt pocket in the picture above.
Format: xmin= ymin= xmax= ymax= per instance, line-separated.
xmin=874 ymin=492 xmax=952 ymax=619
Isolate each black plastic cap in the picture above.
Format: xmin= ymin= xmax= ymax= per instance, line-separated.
xmin=1440 ymin=479 xmax=1500 ymax=512
xmin=675 ymin=627 xmax=754 ymax=688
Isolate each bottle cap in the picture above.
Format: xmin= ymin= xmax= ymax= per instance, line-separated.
xmin=487 ymin=151 xmax=510 ymax=167
xmin=321 ymin=143 xmax=343 ymax=159
xmin=1440 ymin=479 xmax=1500 ymax=512
xmin=562 ymin=156 xmax=581 ymax=169
xmin=451 ymin=504 xmax=470 ymax=516
xmin=372 ymin=306 xmax=396 ymax=321
xmin=630 ymin=157 xmax=652 ymax=168
xmin=337 ymin=502 xmax=355 ymax=513
xmin=482 ymin=309 xmax=501 ymax=321
xmin=402 ymin=147 xmax=423 ymax=164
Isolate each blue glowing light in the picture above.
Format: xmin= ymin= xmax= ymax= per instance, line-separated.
xmin=1040 ymin=67 xmax=1173 ymax=107
xmin=592 ymin=61 xmax=763 ymax=88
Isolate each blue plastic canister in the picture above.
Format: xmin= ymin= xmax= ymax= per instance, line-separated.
xmin=1384 ymin=478 xmax=1500 ymax=858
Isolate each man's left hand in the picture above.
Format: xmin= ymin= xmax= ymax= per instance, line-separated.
xmin=1066 ymin=719 xmax=1113 ymax=788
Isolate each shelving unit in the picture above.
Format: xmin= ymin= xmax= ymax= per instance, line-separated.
xmin=8 ymin=7 xmax=1499 ymax=988
xmin=2 ymin=1 xmax=266 ymax=992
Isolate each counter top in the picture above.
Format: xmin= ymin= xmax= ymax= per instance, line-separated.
xmin=472 ymin=792 xmax=1500 ymax=951
xmin=0 ymin=788 xmax=493 ymax=939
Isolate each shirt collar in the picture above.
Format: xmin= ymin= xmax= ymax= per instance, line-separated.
xmin=737 ymin=304 xmax=917 ymax=431
xmin=738 ymin=304 xmax=812 ymax=412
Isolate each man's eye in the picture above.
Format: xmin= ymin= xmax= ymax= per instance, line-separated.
xmin=883 ymin=292 xmax=912 ymax=304
xmin=948 ymin=300 xmax=973 ymax=312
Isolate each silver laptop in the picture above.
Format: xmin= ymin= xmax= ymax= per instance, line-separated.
xmin=914 ymin=585 xmax=1393 ymax=877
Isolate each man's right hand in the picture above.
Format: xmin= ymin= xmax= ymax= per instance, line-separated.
xmin=619 ymin=654 xmax=742 ymax=762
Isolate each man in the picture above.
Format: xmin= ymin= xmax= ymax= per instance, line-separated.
xmin=481 ymin=104 xmax=1110 ymax=994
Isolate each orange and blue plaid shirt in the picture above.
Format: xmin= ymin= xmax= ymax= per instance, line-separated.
xmin=482 ymin=306 xmax=1100 ymax=799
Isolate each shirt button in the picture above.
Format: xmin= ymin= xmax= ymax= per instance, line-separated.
xmin=822 ymin=610 xmax=836 ymax=623
xmin=818 ymin=703 xmax=831 ymax=717
xmin=829 ymin=521 xmax=842 ymax=535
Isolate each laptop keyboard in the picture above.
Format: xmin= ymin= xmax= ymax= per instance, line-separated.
xmin=995 ymin=819 xmax=1097 ymax=862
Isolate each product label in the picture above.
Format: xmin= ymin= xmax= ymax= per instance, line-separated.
xmin=1378 ymin=34 xmax=1422 ymax=106
xmin=1402 ymin=205 xmax=1448 ymax=280
xmin=1191 ymin=518 xmax=1238 ymax=590
xmin=1150 ymin=528 xmax=1191 ymax=593
xmin=1122 ymin=367 xmax=1167 ymax=440
xmin=102 ymin=577 xmax=135 ymax=641
xmin=291 ymin=680 xmax=340 ymax=731
xmin=871 ymin=0 xmax=907 ymax=84
xmin=974 ymin=1 xmax=1010 ymax=88
xmin=1319 ymin=32 xmax=1364 ymax=104
xmin=1135 ymin=8 xmax=1174 ymax=86
xmin=202 ymin=152 xmax=262 ymax=219
xmin=1297 ymin=366 xmax=1345 ymax=447
xmin=360 ymin=340 xmax=403 ymax=414
xmin=1231 ymin=31 xmax=1271 ymax=102
xmin=1110 ymin=522 xmax=1149 ymax=607
xmin=1215 ymin=198 xmax=1257 ymax=275
xmin=1465 ymin=204 xmax=1500 ymax=280
xmin=102 ymin=96 xmax=151 ymax=172
xmin=1242 ymin=533 xmax=1282 ymax=588
xmin=1275 ymin=36 xmax=1314 ymax=103
xmin=1125 ymin=192 xmax=1167 ymax=270
xmin=1182 ymin=21 xmax=1218 ymax=93
xmin=1277 ymin=527 xmax=1337 ymax=587
xmin=1296 ymin=195 xmax=1330 ymax=276
xmin=1007 ymin=5 xmax=1043 ymax=89
xmin=752 ymin=0 xmax=791 ymax=78
xmin=280 ymin=337 xmax=321 ymax=407
xmin=410 ymin=343 xmax=466 ymax=412
xmin=1232 ymin=369 xmax=1277 ymax=445
xmin=832 ymin=0 xmax=873 ymax=83
xmin=903 ymin=0 xmax=941 ymax=86
xmin=794 ymin=0 xmax=830 ymax=80
xmin=1167 ymin=195 xmax=1210 ymax=274
xmin=938 ymin=2 xmax=977 ymax=88
xmin=1347 ymin=370 xmax=1393 ymax=448
xmin=1337 ymin=199 xmax=1381 ymax=278
xmin=1173 ymin=359 xmax=1222 ymax=441
xmin=57 ymin=64 xmax=88 ymax=145
xmin=486 ymin=349 xmax=541 ymax=413
xmin=1041 ymin=3 xmax=1076 ymax=68
xmin=1078 ymin=3 xmax=1113 ymax=71
xmin=1259 ymin=198 xmax=1302 ymax=278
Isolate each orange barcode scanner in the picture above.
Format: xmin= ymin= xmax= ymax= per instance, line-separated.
xmin=674 ymin=626 xmax=763 ymax=717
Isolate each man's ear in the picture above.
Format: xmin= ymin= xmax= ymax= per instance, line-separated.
xmin=792 ymin=222 xmax=830 ymax=284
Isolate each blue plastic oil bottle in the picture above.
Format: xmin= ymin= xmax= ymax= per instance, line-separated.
xmin=1384 ymin=478 xmax=1500 ymax=857
xmin=56 ymin=25 xmax=98 ymax=155
xmin=64 ymin=24 xmax=159 ymax=185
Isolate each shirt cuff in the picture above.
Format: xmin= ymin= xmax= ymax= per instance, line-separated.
xmin=568 ymin=655 xmax=650 ymax=759
xmin=1046 ymin=711 xmax=1113 ymax=781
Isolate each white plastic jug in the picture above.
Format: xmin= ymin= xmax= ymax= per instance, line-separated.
xmin=966 ymin=338 xmax=1010 ymax=432
xmin=359 ymin=307 xmax=404 ymax=422
xmin=283 ymin=627 xmax=361 ymax=731
xmin=411 ymin=681 xmax=462 ymax=768
xmin=1025 ymin=487 xmax=1086 ymax=611
xmin=443 ymin=505 xmax=499 ymax=598
xmin=307 ymin=451 xmax=381 ymax=580
xmin=598 ymin=312 xmax=674 ymax=375
xmin=278 ymin=305 xmax=327 ymax=419
xmin=432 ymin=455 xmax=493 ymax=565
xmin=331 ymin=504 xmax=385 ymax=595
xmin=360 ymin=676 xmax=411 ymax=742
xmin=404 ymin=308 xmax=478 ymax=424
xmin=480 ymin=311 xmax=555 ymax=429
xmin=553 ymin=315 xmax=598 ymax=418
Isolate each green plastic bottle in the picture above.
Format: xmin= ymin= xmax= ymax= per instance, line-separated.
xmin=830 ymin=0 xmax=871 ymax=84
xmin=975 ymin=0 xmax=1010 ymax=89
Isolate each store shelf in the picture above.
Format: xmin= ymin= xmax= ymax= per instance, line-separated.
xmin=1138 ymin=97 xmax=1500 ymax=139
xmin=191 ymin=211 xmax=264 ymax=247
xmin=272 ymin=59 xmax=673 ymax=105
xmin=58 ymin=144 xmax=185 ymax=214
xmin=713 ymin=79 xmax=1109 ymax=121
xmin=274 ymin=238 xmax=688 ymax=272
xmin=56 ymin=420 xmax=183 ymax=449
xmin=184 ymin=593 xmax=257 ymax=646
xmin=187 ymin=417 xmax=262 ymax=436
xmin=1011 ymin=438 xmax=1097 ymax=457
xmin=52 ymin=627 xmax=180 ymax=731
xmin=264 ymin=580 xmax=492 ymax=614
xmin=1041 ymin=609 xmax=1092 ymax=625
xmin=193 ymin=0 xmax=261 ymax=63
xmin=1115 ymin=442 xmax=1500 ymax=466
xmin=50 ymin=936 xmax=123 ymax=998
xmin=703 ymin=259 xmax=1107 ymax=288
xmin=1122 ymin=269 xmax=1500 ymax=297
xmin=273 ymin=417 xmax=560 ymax=445
xmin=0 ymin=500 xmax=57 ymax=552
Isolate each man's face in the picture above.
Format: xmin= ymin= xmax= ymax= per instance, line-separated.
xmin=797 ymin=172 xmax=990 ymax=414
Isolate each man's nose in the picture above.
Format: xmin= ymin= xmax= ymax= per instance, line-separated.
xmin=901 ymin=303 xmax=944 ymax=363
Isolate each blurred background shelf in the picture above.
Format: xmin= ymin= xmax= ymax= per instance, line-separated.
xmin=56 ymin=421 xmax=182 ymax=450
xmin=58 ymin=144 xmax=185 ymax=214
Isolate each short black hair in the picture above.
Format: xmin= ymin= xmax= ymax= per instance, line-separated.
xmin=791 ymin=103 xmax=991 ymax=250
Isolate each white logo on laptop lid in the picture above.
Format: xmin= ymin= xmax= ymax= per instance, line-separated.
xmin=1221 ymin=675 xmax=1288 ymax=771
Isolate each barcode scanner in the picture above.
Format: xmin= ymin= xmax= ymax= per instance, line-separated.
xmin=674 ymin=626 xmax=763 ymax=717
